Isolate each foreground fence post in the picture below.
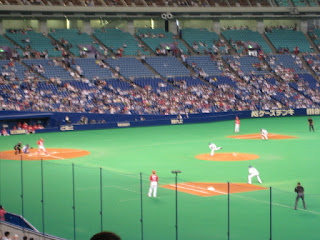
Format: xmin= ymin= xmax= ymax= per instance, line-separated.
xmin=227 ymin=182 xmax=230 ymax=240
xmin=171 ymin=170 xmax=181 ymax=240
xmin=41 ymin=159 xmax=45 ymax=239
xmin=100 ymin=168 xmax=103 ymax=232
xmin=20 ymin=155 xmax=24 ymax=231
xmin=270 ymin=187 xmax=272 ymax=240
xmin=140 ymin=173 xmax=144 ymax=240
xmin=72 ymin=163 xmax=76 ymax=240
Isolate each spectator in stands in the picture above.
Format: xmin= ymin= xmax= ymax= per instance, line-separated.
xmin=3 ymin=231 xmax=10 ymax=240
xmin=90 ymin=231 xmax=121 ymax=240
xmin=12 ymin=234 xmax=18 ymax=240
xmin=0 ymin=205 xmax=6 ymax=221
xmin=65 ymin=115 xmax=71 ymax=125
xmin=2 ymin=128 xmax=10 ymax=136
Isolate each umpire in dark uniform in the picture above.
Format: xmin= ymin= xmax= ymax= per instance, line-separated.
xmin=308 ymin=117 xmax=315 ymax=132
xmin=294 ymin=182 xmax=306 ymax=210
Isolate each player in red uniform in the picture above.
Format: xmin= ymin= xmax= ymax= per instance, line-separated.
xmin=17 ymin=122 xmax=22 ymax=130
xmin=235 ymin=116 xmax=240 ymax=133
xmin=148 ymin=170 xmax=158 ymax=198
xmin=37 ymin=138 xmax=47 ymax=155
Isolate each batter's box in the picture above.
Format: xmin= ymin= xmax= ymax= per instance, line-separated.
xmin=161 ymin=182 xmax=268 ymax=197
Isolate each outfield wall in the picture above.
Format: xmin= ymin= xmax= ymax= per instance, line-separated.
xmin=1 ymin=108 xmax=318 ymax=134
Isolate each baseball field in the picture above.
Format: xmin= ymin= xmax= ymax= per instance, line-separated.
xmin=0 ymin=116 xmax=319 ymax=240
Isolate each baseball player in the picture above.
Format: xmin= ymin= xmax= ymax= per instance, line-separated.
xmin=22 ymin=144 xmax=30 ymax=154
xmin=148 ymin=170 xmax=158 ymax=198
xmin=260 ymin=128 xmax=268 ymax=140
xmin=37 ymin=138 xmax=48 ymax=155
xmin=209 ymin=143 xmax=222 ymax=157
xmin=248 ymin=166 xmax=262 ymax=184
xmin=14 ymin=142 xmax=22 ymax=155
xmin=235 ymin=116 xmax=240 ymax=133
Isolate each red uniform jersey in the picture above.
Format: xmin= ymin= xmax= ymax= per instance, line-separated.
xmin=235 ymin=119 xmax=240 ymax=125
xmin=2 ymin=129 xmax=7 ymax=135
xmin=150 ymin=174 xmax=158 ymax=182
xmin=37 ymin=139 xmax=44 ymax=146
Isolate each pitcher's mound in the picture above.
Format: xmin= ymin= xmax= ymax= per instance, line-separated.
xmin=196 ymin=153 xmax=259 ymax=161
xmin=227 ymin=133 xmax=297 ymax=140
xmin=0 ymin=148 xmax=90 ymax=161
xmin=161 ymin=182 xmax=267 ymax=197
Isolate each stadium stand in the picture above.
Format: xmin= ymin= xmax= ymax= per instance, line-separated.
xmin=71 ymin=58 xmax=114 ymax=80
xmin=105 ymin=57 xmax=155 ymax=78
xmin=266 ymin=54 xmax=308 ymax=82
xmin=0 ymin=59 xmax=39 ymax=81
xmin=223 ymin=55 xmax=269 ymax=75
xmin=93 ymin=28 xmax=149 ymax=56
xmin=265 ymin=29 xmax=313 ymax=53
xmin=22 ymin=59 xmax=75 ymax=80
xmin=5 ymin=30 xmax=61 ymax=57
xmin=291 ymin=0 xmax=307 ymax=6
xmin=303 ymin=53 xmax=320 ymax=75
xmin=181 ymin=28 xmax=230 ymax=55
xmin=308 ymin=29 xmax=320 ymax=51
xmin=0 ymin=35 xmax=23 ymax=57
xmin=185 ymin=55 xmax=223 ymax=76
xmin=145 ymin=56 xmax=190 ymax=78
xmin=49 ymin=29 xmax=103 ymax=57
xmin=137 ymin=28 xmax=188 ymax=54
xmin=222 ymin=29 xmax=272 ymax=53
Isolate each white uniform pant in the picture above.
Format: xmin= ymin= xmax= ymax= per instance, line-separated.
xmin=248 ymin=174 xmax=262 ymax=184
xmin=211 ymin=147 xmax=222 ymax=156
xmin=38 ymin=146 xmax=47 ymax=153
xmin=235 ymin=124 xmax=240 ymax=133
xmin=148 ymin=182 xmax=158 ymax=197
xmin=261 ymin=133 xmax=268 ymax=140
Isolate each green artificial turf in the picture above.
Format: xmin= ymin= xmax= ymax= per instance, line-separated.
xmin=0 ymin=116 xmax=319 ymax=240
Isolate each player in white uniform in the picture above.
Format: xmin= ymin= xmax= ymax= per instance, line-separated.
xmin=209 ymin=143 xmax=222 ymax=156
xmin=248 ymin=166 xmax=262 ymax=184
xmin=22 ymin=144 xmax=30 ymax=154
xmin=37 ymin=138 xmax=48 ymax=155
xmin=148 ymin=170 xmax=158 ymax=198
xmin=260 ymin=128 xmax=268 ymax=140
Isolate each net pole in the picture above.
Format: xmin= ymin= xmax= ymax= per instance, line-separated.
xmin=0 ymin=154 xmax=2 ymax=204
xmin=41 ymin=159 xmax=45 ymax=239
xmin=227 ymin=182 xmax=230 ymax=240
xmin=72 ymin=163 xmax=76 ymax=240
xmin=270 ymin=187 xmax=272 ymax=240
xmin=100 ymin=168 xmax=103 ymax=232
xmin=20 ymin=155 xmax=24 ymax=232
xmin=140 ymin=173 xmax=144 ymax=240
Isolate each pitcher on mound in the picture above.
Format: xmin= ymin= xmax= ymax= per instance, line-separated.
xmin=209 ymin=143 xmax=222 ymax=157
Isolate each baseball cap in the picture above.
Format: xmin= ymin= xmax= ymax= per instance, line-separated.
xmin=152 ymin=170 xmax=156 ymax=174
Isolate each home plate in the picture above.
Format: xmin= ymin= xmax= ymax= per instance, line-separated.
xmin=208 ymin=187 xmax=215 ymax=191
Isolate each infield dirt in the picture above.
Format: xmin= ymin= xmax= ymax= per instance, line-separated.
xmin=0 ymin=148 xmax=90 ymax=161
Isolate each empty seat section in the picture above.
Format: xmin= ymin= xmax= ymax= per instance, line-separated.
xmin=106 ymin=57 xmax=155 ymax=78
xmin=145 ymin=56 xmax=190 ymax=78
xmin=222 ymin=29 xmax=272 ymax=53
xmin=93 ymin=28 xmax=149 ymax=56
